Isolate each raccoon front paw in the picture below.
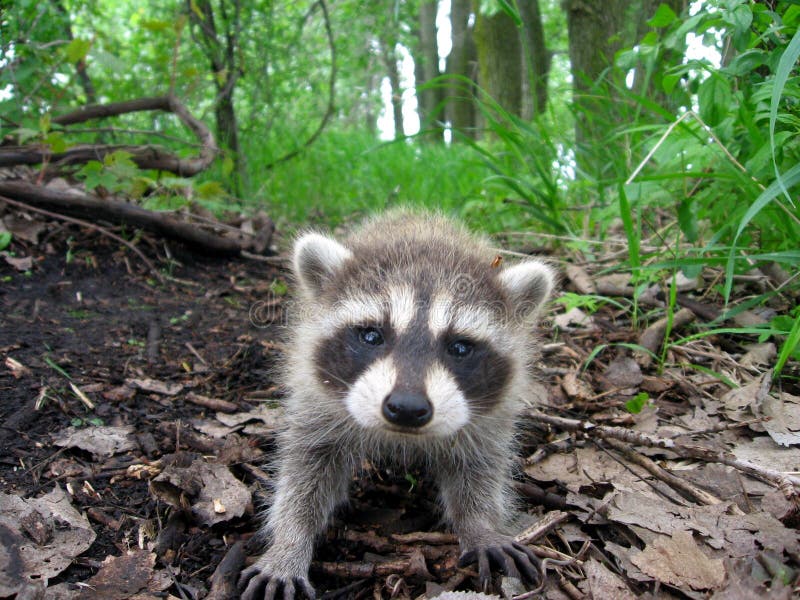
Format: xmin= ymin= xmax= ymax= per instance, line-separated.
xmin=458 ymin=539 xmax=541 ymax=592
xmin=239 ymin=560 xmax=316 ymax=600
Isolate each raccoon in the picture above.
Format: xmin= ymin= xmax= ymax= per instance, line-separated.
xmin=240 ymin=211 xmax=555 ymax=600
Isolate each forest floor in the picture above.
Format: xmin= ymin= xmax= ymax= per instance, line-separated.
xmin=1 ymin=207 xmax=799 ymax=600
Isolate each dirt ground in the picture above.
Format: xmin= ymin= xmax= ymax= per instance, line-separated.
xmin=1 ymin=213 xmax=799 ymax=599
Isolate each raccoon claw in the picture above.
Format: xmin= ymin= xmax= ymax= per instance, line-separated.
xmin=239 ymin=564 xmax=316 ymax=600
xmin=458 ymin=541 xmax=541 ymax=592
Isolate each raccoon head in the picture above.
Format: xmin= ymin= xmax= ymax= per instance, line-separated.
xmin=292 ymin=223 xmax=554 ymax=438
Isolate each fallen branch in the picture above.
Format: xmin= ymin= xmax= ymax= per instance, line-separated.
xmin=0 ymin=194 xmax=163 ymax=280
xmin=0 ymin=179 xmax=272 ymax=256
xmin=526 ymin=407 xmax=800 ymax=494
xmin=0 ymin=95 xmax=218 ymax=176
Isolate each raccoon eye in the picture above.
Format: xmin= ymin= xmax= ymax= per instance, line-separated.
xmin=358 ymin=326 xmax=384 ymax=346
xmin=447 ymin=339 xmax=474 ymax=359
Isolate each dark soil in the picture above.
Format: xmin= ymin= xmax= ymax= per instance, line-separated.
xmin=0 ymin=224 xmax=285 ymax=591
xmin=3 ymin=214 xmax=799 ymax=600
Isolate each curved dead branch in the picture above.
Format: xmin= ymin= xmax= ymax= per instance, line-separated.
xmin=0 ymin=95 xmax=218 ymax=176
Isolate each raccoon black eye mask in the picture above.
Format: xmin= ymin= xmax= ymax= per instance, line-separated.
xmin=240 ymin=210 xmax=555 ymax=600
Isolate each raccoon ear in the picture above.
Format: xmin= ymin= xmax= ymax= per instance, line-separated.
xmin=293 ymin=233 xmax=353 ymax=295
xmin=498 ymin=260 xmax=555 ymax=319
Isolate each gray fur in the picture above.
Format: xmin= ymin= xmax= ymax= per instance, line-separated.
xmin=240 ymin=210 xmax=555 ymax=600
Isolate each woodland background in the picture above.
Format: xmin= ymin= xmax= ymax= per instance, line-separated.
xmin=3 ymin=0 xmax=798 ymax=365
xmin=1 ymin=1 xmax=800 ymax=598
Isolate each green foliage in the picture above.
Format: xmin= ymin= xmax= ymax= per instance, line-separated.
xmin=0 ymin=232 xmax=12 ymax=251
xmin=624 ymin=392 xmax=650 ymax=414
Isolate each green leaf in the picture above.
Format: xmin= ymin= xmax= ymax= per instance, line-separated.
xmin=195 ymin=180 xmax=225 ymax=199
xmin=697 ymin=74 xmax=732 ymax=127
xmin=141 ymin=19 xmax=171 ymax=32
xmin=677 ymin=199 xmax=697 ymax=243
xmin=45 ymin=131 xmax=67 ymax=153
xmin=661 ymin=73 xmax=682 ymax=94
xmin=727 ymin=4 xmax=753 ymax=35
xmin=12 ymin=127 xmax=40 ymax=143
xmin=648 ymin=4 xmax=677 ymax=28
xmin=64 ymin=38 xmax=91 ymax=63
xmin=625 ymin=392 xmax=650 ymax=414
xmin=270 ymin=279 xmax=288 ymax=296
xmin=619 ymin=184 xmax=641 ymax=273
xmin=0 ymin=232 xmax=11 ymax=251
xmin=221 ymin=155 xmax=235 ymax=177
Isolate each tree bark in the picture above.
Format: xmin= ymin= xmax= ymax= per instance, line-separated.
xmin=380 ymin=38 xmax=405 ymax=139
xmin=518 ymin=0 xmax=550 ymax=118
xmin=564 ymin=0 xmax=631 ymax=176
xmin=186 ymin=0 xmax=245 ymax=195
xmin=446 ymin=0 xmax=477 ymax=139
xmin=474 ymin=7 xmax=522 ymax=119
xmin=416 ymin=0 xmax=445 ymax=141
xmin=53 ymin=0 xmax=97 ymax=105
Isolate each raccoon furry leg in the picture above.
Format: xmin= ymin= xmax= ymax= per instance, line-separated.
xmin=239 ymin=434 xmax=352 ymax=600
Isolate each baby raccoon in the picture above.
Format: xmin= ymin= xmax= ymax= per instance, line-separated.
xmin=241 ymin=211 xmax=555 ymax=600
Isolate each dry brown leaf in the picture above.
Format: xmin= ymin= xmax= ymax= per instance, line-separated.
xmin=215 ymin=403 xmax=284 ymax=429
xmin=125 ymin=377 xmax=183 ymax=396
xmin=600 ymin=356 xmax=643 ymax=391
xmin=739 ymin=343 xmax=776 ymax=369
xmin=2 ymin=254 xmax=33 ymax=271
xmin=580 ymin=558 xmax=637 ymax=599
xmin=731 ymin=435 xmax=800 ymax=472
xmin=758 ymin=392 xmax=800 ymax=447
xmin=554 ymin=306 xmax=595 ymax=330
xmin=561 ymin=371 xmax=594 ymax=401
xmin=0 ymin=486 xmax=96 ymax=595
xmin=74 ymin=549 xmax=170 ymax=599
xmin=150 ymin=458 xmax=250 ymax=526
xmin=53 ymin=425 xmax=137 ymax=458
xmin=631 ymin=530 xmax=725 ymax=590
xmin=564 ymin=264 xmax=596 ymax=294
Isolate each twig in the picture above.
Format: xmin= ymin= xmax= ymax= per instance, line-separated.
xmin=602 ymin=438 xmax=738 ymax=510
xmin=0 ymin=194 xmax=163 ymax=281
xmin=514 ymin=510 xmax=571 ymax=545
xmin=526 ymin=409 xmax=800 ymax=493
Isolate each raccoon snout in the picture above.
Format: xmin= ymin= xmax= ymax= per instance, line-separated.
xmin=382 ymin=391 xmax=433 ymax=428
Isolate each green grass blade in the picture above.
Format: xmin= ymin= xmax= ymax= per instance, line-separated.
xmin=774 ymin=310 xmax=800 ymax=377
xmin=724 ymin=161 xmax=800 ymax=303
xmin=619 ymin=183 xmax=641 ymax=272
xmin=770 ymin=25 xmax=800 ymax=205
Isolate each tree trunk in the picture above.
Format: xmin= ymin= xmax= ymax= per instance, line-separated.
xmin=416 ymin=0 xmax=445 ymax=141
xmin=518 ymin=0 xmax=550 ymax=118
xmin=186 ymin=0 xmax=245 ymax=195
xmin=54 ymin=0 xmax=97 ymax=105
xmin=474 ymin=7 xmax=522 ymax=119
xmin=564 ymin=0 xmax=631 ymax=176
xmin=446 ymin=0 xmax=477 ymax=139
xmin=380 ymin=39 xmax=405 ymax=138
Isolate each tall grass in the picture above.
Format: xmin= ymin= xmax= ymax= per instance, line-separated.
xmin=238 ymin=128 xmax=543 ymax=234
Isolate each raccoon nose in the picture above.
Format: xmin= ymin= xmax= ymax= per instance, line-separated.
xmin=382 ymin=391 xmax=433 ymax=428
